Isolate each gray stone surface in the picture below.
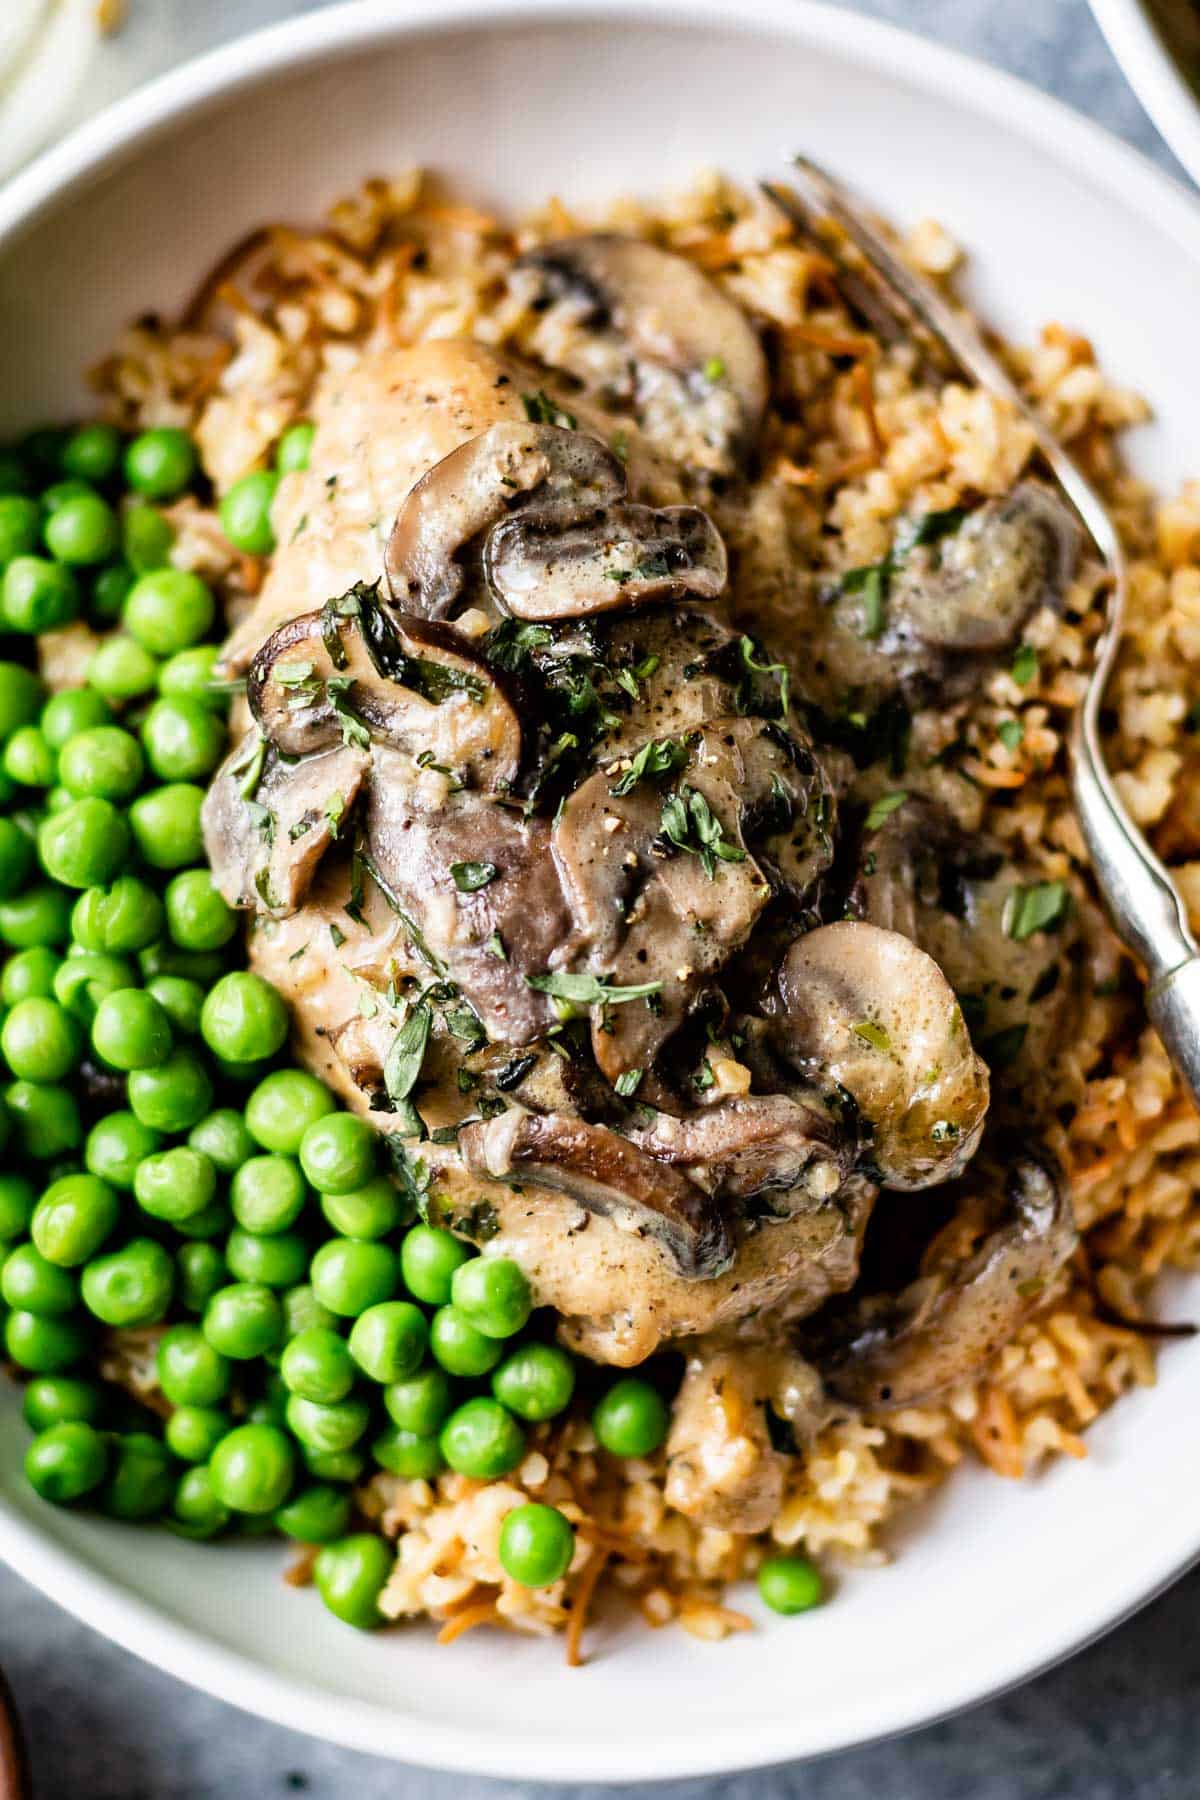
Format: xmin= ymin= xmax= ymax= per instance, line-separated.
xmin=2 ymin=1 xmax=1196 ymax=1794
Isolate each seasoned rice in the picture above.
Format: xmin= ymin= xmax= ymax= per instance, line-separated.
xmin=88 ymin=168 xmax=1200 ymax=1656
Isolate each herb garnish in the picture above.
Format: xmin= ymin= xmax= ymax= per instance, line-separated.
xmin=852 ymin=1020 xmax=892 ymax=1052
xmin=737 ymin=636 xmax=791 ymax=718
xmin=1011 ymin=643 xmax=1039 ymax=687
xmin=837 ymin=507 xmax=967 ymax=641
xmin=863 ymin=790 xmax=908 ymax=832
xmin=327 ymin=678 xmax=372 ymax=750
xmin=383 ymin=1003 xmax=431 ymax=1107
xmin=526 ymin=970 xmax=664 ymax=1008
xmin=614 ymin=1068 xmax=644 ymax=1097
xmin=659 ymin=786 xmax=747 ymax=879
xmin=996 ymin=718 xmax=1025 ymax=752
xmin=450 ymin=861 xmax=498 ymax=894
xmin=608 ymin=737 xmax=687 ymax=797
xmin=1003 ymin=880 xmax=1070 ymax=941
xmin=522 ymin=389 xmax=578 ymax=430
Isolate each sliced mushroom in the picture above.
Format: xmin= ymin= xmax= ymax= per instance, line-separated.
xmin=514 ymin=234 xmax=769 ymax=473
xmin=808 ymin=1154 xmax=1076 ymax=1407
xmin=853 ymin=794 xmax=1080 ymax=1079
xmin=202 ymin=734 xmax=369 ymax=916
xmin=247 ymin=587 xmax=522 ymax=792
xmin=384 ymin=421 xmax=625 ymax=618
xmin=594 ymin=605 xmax=743 ymax=754
xmin=485 ymin=499 xmax=726 ymax=621
xmin=770 ymin=921 xmax=989 ymax=1189
xmin=887 ymin=482 xmax=1080 ymax=656
xmin=361 ymin=745 xmax=578 ymax=1046
xmin=459 ymin=1105 xmax=733 ymax=1279
xmin=630 ymin=1093 xmax=851 ymax=1212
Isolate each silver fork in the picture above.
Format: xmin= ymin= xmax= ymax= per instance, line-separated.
xmin=763 ymin=157 xmax=1200 ymax=1104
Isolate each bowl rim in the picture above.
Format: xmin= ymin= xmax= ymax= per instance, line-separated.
xmin=1088 ymin=0 xmax=1200 ymax=187
xmin=3 ymin=0 xmax=1200 ymax=1780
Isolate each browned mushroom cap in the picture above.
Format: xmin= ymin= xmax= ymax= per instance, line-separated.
xmin=514 ymin=234 xmax=769 ymax=473
xmin=484 ymin=499 xmax=727 ymax=621
xmin=810 ymin=1154 xmax=1076 ymax=1407
xmin=362 ymin=745 xmax=579 ymax=1046
xmin=597 ymin=606 xmax=742 ymax=755
xmin=887 ymin=481 xmax=1079 ymax=655
xmin=459 ymin=1106 xmax=734 ymax=1279
xmin=553 ymin=716 xmax=836 ymax=1085
xmin=630 ymin=1093 xmax=851 ymax=1211
xmin=770 ymin=921 xmax=990 ymax=1190
xmin=246 ymin=586 xmax=522 ymax=793
xmin=384 ymin=422 xmax=626 ymax=619
xmin=202 ymin=733 xmax=369 ymax=916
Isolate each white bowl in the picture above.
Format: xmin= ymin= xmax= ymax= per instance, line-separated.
xmin=3 ymin=0 xmax=1200 ymax=1780
xmin=1089 ymin=0 xmax=1200 ymax=185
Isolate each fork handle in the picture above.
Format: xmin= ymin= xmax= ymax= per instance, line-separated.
xmin=1147 ymin=960 xmax=1200 ymax=1101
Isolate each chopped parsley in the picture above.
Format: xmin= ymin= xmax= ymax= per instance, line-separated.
xmin=659 ymin=786 xmax=747 ymax=879
xmin=486 ymin=931 xmax=507 ymax=960
xmin=323 ymin=791 xmax=346 ymax=838
xmin=608 ymin=737 xmax=687 ymax=797
xmin=837 ymin=506 xmax=968 ymax=641
xmin=522 ymin=389 xmax=577 ymax=429
xmin=852 ymin=1019 xmax=892 ymax=1052
xmin=996 ymin=718 xmax=1025 ymax=752
xmin=234 ymin=732 xmax=267 ymax=801
xmin=526 ymin=970 xmax=664 ymax=1008
xmin=383 ymin=1003 xmax=432 ymax=1106
xmin=450 ymin=860 xmax=498 ymax=894
xmin=737 ymin=636 xmax=790 ymax=718
xmin=329 ymin=922 xmax=346 ymax=949
xmin=703 ymin=356 xmax=726 ymax=383
xmin=1011 ymin=642 xmax=1039 ymax=687
xmin=1003 ymin=880 xmax=1071 ymax=942
xmin=327 ymin=678 xmax=372 ymax=750
xmin=614 ymin=1068 xmax=644 ymax=1097
xmin=863 ymin=790 xmax=908 ymax=832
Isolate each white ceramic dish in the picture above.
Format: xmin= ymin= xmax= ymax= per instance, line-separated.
xmin=2 ymin=0 xmax=1200 ymax=1780
xmin=1090 ymin=0 xmax=1200 ymax=184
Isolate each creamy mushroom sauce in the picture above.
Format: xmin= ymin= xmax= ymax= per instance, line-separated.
xmin=204 ymin=238 xmax=1090 ymax=1531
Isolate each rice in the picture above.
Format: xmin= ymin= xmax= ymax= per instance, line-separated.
xmin=90 ymin=168 xmax=1200 ymax=1657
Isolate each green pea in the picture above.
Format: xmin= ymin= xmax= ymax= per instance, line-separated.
xmin=274 ymin=1482 xmax=351 ymax=1544
xmin=44 ymin=493 xmax=120 ymax=566
xmin=0 ymin=884 xmax=70 ymax=949
xmin=591 ymin=1378 xmax=668 ymax=1459
xmin=491 ymin=1343 xmax=576 ymax=1422
xmin=2 ymin=948 xmax=58 ymax=1006
xmin=281 ymin=1283 xmax=336 ymax=1341
xmin=0 ymin=819 xmax=34 ymax=903
xmin=209 ymin=1422 xmax=294 ymax=1515
xmin=231 ymin=1154 xmax=306 ymax=1235
xmin=2 ymin=996 xmax=81 ymax=1081
xmin=127 ymin=782 xmax=205 ymax=868
xmin=184 ymin=1111 xmax=251 ymax=1178
xmin=286 ymin=1392 xmax=370 ymax=1456
xmin=87 ymin=635 xmax=159 ymax=702
xmin=176 ymin=1241 xmax=226 ymax=1315
xmin=301 ymin=1446 xmax=365 ymax=1485
xmin=58 ymin=726 xmax=144 ymax=801
xmin=202 ymin=1281 xmax=282 ymax=1360
xmin=157 ymin=644 xmax=223 ymax=707
xmin=134 ymin=1145 xmax=216 ymax=1222
xmin=62 ymin=423 xmax=121 ymax=484
xmin=38 ymin=798 xmax=130 ymax=889
xmin=428 ymin=1305 xmax=503 ymax=1379
xmin=145 ymin=974 xmax=205 ymax=1035
xmin=99 ymin=1431 xmax=173 ymax=1520
xmin=1 ymin=1243 xmax=78 ymax=1316
xmin=0 ymin=1172 xmax=36 ymax=1240
xmin=371 ymin=1424 xmax=444 ymax=1481
xmin=138 ymin=940 xmax=224 ymax=985
xmin=310 ymin=1238 xmax=397 ymax=1319
xmin=42 ymin=479 xmax=95 ymax=514
xmin=169 ymin=1465 xmax=230 ymax=1539
xmin=72 ymin=876 xmax=164 ymax=953
xmin=40 ymin=687 xmax=112 ymax=752
xmin=122 ymin=503 xmax=175 ymax=575
xmin=90 ymin=562 xmax=135 ymax=624
xmin=5 ymin=1079 xmax=81 ymax=1158
xmin=124 ymin=428 xmax=196 ymax=500
xmin=756 ymin=1554 xmax=825 ymax=1616
xmin=165 ymin=1405 xmax=230 ymax=1464
xmin=280 ymin=1325 xmax=355 ymax=1404
xmin=156 ymin=1321 xmax=231 ymax=1407
xmin=4 ymin=726 xmax=55 ymax=788
xmin=140 ymin=696 xmax=225 ymax=782
xmin=275 ymin=423 xmax=315 ymax=474
xmin=25 ymin=1420 xmax=108 ymax=1504
xmin=200 ymin=970 xmax=288 ymax=1064
xmin=22 ymin=1374 xmax=104 ymax=1432
xmin=53 ymin=952 xmax=136 ymax=1023
xmin=171 ymin=1199 xmax=231 ymax=1242
xmin=383 ymin=1365 xmax=453 ymax=1436
xmin=0 ymin=496 xmax=41 ymax=564
xmin=449 ymin=1255 xmax=531 ymax=1341
xmin=219 ymin=470 xmax=279 ymax=555
xmin=299 ymin=1113 xmax=375 ymax=1196
xmin=123 ymin=568 xmax=215 ymax=658
xmin=0 ymin=661 xmax=42 ymax=740
xmin=348 ymin=1301 xmax=427 ymax=1385
xmin=31 ymin=1173 xmax=119 ymax=1266
xmin=164 ymin=868 xmax=236 ymax=952
xmin=245 ymin=1068 xmax=334 ymax=1153
xmin=318 ymin=1175 xmax=401 ymax=1241
xmin=498 ymin=1503 xmax=575 ymax=1589
xmin=225 ymin=1226 xmax=308 ymax=1289
xmin=245 ymin=1370 xmax=290 ymax=1429
xmin=92 ymin=987 xmax=172 ymax=1071
xmin=81 ymin=1236 xmax=174 ymax=1327
xmin=400 ymin=1223 xmax=471 ymax=1306
xmin=313 ymin=1534 xmax=392 ymax=1630
xmin=2 ymin=556 xmax=79 ymax=632
xmin=5 ymin=1308 xmax=87 ymax=1371
xmin=439 ymin=1396 xmax=524 ymax=1480
xmin=84 ymin=1110 xmax=160 ymax=1189
xmin=127 ymin=1048 xmax=213 ymax=1131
